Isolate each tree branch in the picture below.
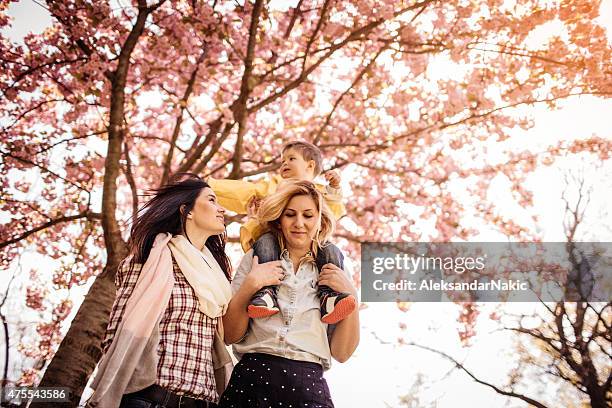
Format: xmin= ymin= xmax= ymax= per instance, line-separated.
xmin=284 ymin=0 xmax=304 ymax=38
xmin=103 ymin=0 xmax=164 ymax=264
xmin=2 ymin=57 xmax=89 ymax=95
xmin=35 ymin=130 xmax=107 ymax=155
xmin=229 ymin=0 xmax=265 ymax=179
xmin=122 ymin=137 xmax=139 ymax=218
xmin=1 ymin=150 xmax=89 ymax=193
xmin=202 ymin=157 xmax=232 ymax=178
xmin=407 ymin=342 xmax=549 ymax=408
xmin=192 ymin=121 xmax=235 ymax=174
xmin=176 ymin=117 xmax=224 ymax=174
xmin=359 ymin=91 xmax=612 ymax=158
xmin=300 ymin=0 xmax=331 ymax=73
xmin=505 ymin=326 xmax=562 ymax=354
xmin=160 ymin=47 xmax=207 ymax=186
xmin=237 ymin=162 xmax=281 ymax=178
xmin=1 ymin=99 xmax=65 ymax=133
xmin=467 ymin=43 xmax=573 ymax=66
xmin=312 ymin=43 xmax=390 ymax=144
xmin=0 ymin=212 xmax=102 ymax=250
xmin=248 ymin=1 xmax=434 ymax=114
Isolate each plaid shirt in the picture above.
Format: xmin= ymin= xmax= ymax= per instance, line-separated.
xmin=102 ymin=258 xmax=218 ymax=401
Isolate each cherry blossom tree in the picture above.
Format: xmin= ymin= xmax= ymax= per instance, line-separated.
xmin=1 ymin=0 xmax=610 ymax=404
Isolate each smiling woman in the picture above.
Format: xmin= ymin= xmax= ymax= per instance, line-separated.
xmin=280 ymin=194 xmax=319 ymax=245
xmin=220 ymin=180 xmax=360 ymax=408
xmin=86 ymin=174 xmax=232 ymax=408
xmin=184 ymin=188 xmax=227 ymax=252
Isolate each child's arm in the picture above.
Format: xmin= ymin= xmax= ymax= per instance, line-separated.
xmin=207 ymin=177 xmax=271 ymax=214
xmin=322 ymin=170 xmax=347 ymax=219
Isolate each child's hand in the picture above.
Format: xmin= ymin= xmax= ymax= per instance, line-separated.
xmin=324 ymin=170 xmax=341 ymax=189
xmin=318 ymin=263 xmax=356 ymax=297
xmin=246 ymin=196 xmax=262 ymax=218
xmin=245 ymin=256 xmax=284 ymax=292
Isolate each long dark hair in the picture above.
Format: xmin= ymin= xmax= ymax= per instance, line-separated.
xmin=124 ymin=173 xmax=231 ymax=281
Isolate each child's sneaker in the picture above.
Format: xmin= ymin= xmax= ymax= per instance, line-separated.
xmin=319 ymin=286 xmax=357 ymax=324
xmin=247 ymin=286 xmax=280 ymax=318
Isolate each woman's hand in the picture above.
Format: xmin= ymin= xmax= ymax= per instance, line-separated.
xmin=244 ymin=256 xmax=284 ymax=293
xmin=318 ymin=263 xmax=356 ymax=296
xmin=224 ymin=255 xmax=284 ymax=344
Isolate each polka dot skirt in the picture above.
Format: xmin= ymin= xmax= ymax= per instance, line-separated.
xmin=218 ymin=353 xmax=334 ymax=408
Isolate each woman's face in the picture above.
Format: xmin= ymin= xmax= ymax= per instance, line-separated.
xmin=280 ymin=194 xmax=319 ymax=251
xmin=186 ymin=187 xmax=226 ymax=235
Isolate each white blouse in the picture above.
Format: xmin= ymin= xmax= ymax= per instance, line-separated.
xmin=231 ymin=249 xmax=354 ymax=370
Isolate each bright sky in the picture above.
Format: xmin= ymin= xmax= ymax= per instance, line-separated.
xmin=2 ymin=1 xmax=611 ymax=407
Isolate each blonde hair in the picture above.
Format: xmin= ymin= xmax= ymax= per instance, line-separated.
xmin=257 ymin=180 xmax=335 ymax=262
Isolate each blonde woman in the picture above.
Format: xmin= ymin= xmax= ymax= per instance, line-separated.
xmin=219 ymin=181 xmax=360 ymax=407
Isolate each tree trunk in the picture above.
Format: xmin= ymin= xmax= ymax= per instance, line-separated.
xmin=31 ymin=270 xmax=117 ymax=407
xmin=33 ymin=3 xmax=154 ymax=404
xmin=586 ymin=383 xmax=608 ymax=408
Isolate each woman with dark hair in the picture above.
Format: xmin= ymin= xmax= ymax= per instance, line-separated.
xmin=88 ymin=174 xmax=232 ymax=408
xmin=219 ymin=181 xmax=360 ymax=408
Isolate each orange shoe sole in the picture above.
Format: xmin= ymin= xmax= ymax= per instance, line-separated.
xmin=321 ymin=296 xmax=357 ymax=324
xmin=247 ymin=305 xmax=279 ymax=319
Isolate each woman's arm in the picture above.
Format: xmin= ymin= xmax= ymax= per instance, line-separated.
xmin=318 ymin=263 xmax=360 ymax=363
xmin=223 ymin=253 xmax=284 ymax=344
xmin=328 ymin=299 xmax=359 ymax=362
xmin=222 ymin=282 xmax=256 ymax=344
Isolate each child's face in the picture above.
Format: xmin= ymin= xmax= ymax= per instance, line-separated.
xmin=279 ymin=148 xmax=315 ymax=180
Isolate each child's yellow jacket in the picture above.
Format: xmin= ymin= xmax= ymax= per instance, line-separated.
xmin=208 ymin=174 xmax=346 ymax=252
